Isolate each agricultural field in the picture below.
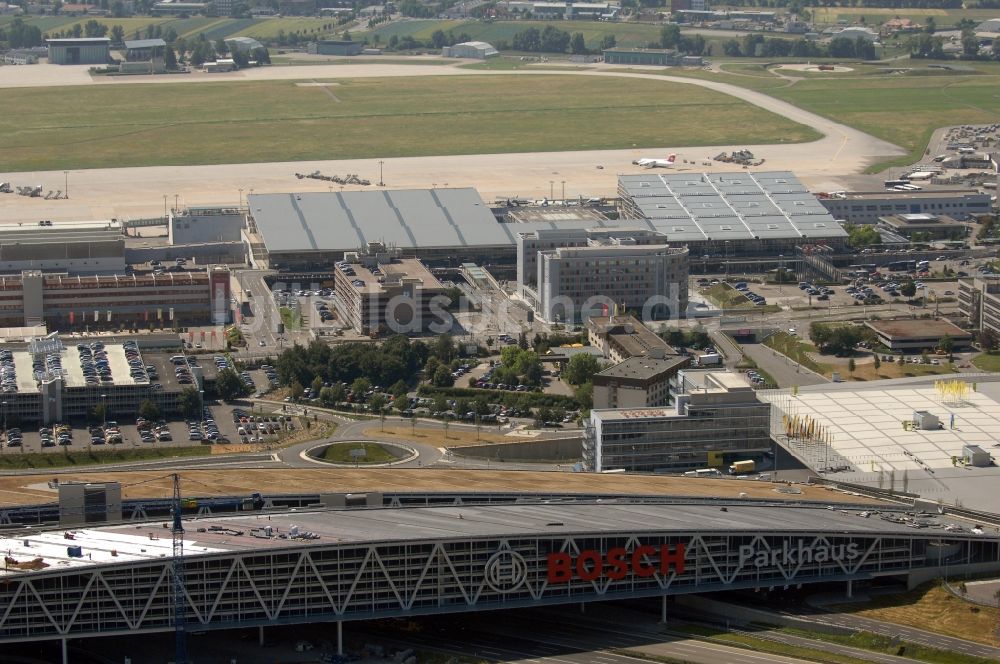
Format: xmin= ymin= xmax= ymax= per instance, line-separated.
xmin=809 ymin=6 xmax=999 ymax=28
xmin=365 ymin=18 xmax=668 ymax=50
xmin=0 ymin=74 xmax=818 ymax=171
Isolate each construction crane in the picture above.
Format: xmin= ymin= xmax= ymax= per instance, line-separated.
xmin=171 ymin=473 xmax=189 ymax=664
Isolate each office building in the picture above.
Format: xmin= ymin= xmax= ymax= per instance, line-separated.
xmin=584 ymin=371 xmax=771 ymax=472
xmin=864 ymin=319 xmax=972 ymax=353
xmin=591 ymin=350 xmax=690 ymax=409
xmin=519 ymin=228 xmax=688 ymax=323
xmin=586 ymin=314 xmax=675 ymax=363
xmin=959 ymin=276 xmax=1000 ymax=336
xmin=876 ymin=213 xmax=969 ymax=240
xmin=333 ymin=245 xmax=446 ymax=335
xmin=818 ymin=190 xmax=992 ymax=224
xmin=307 ymin=40 xmax=363 ymax=56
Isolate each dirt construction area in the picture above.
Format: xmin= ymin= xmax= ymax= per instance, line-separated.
xmin=0 ymin=64 xmax=902 ymax=223
xmin=0 ymin=468 xmax=884 ymax=507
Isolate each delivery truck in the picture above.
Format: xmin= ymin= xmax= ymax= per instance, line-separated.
xmin=729 ymin=460 xmax=755 ymax=475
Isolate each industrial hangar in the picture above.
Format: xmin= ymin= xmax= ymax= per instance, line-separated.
xmin=1 ymin=497 xmax=996 ymax=659
xmin=245 ymin=173 xmax=849 ymax=270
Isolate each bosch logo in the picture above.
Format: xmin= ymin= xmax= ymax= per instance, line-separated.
xmin=484 ymin=550 xmax=528 ymax=594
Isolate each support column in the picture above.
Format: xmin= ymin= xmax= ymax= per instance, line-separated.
xmin=61 ymin=637 xmax=68 ymax=664
xmin=337 ymin=621 xmax=343 ymax=656
xmin=661 ymin=595 xmax=668 ymax=624
xmin=580 ymin=602 xmax=586 ymax=614
xmin=845 ymin=579 xmax=853 ymax=599
xmin=259 ymin=625 xmax=264 ymax=646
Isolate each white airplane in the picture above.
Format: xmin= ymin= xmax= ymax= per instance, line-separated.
xmin=632 ymin=153 xmax=677 ymax=169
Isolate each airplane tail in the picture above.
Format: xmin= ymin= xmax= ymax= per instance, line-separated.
xmin=667 ymin=153 xmax=677 ymax=164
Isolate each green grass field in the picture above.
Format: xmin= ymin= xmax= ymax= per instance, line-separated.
xmin=0 ymin=75 xmax=818 ymax=171
xmin=320 ymin=441 xmax=399 ymax=463
xmin=0 ymin=15 xmax=338 ymax=41
xmin=0 ymin=445 xmax=209 ymax=470
xmin=769 ymin=72 xmax=1000 ymax=170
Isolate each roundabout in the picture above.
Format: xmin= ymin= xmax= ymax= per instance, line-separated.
xmin=302 ymin=440 xmax=418 ymax=467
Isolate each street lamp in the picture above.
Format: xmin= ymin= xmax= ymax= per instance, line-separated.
xmin=100 ymin=394 xmax=107 ymax=431
xmin=378 ymin=160 xmax=385 ymax=187
xmin=238 ymin=188 xmax=243 ymax=208
xmin=1 ymin=401 xmax=6 ymax=452
xmin=549 ymin=181 xmax=554 ymax=200
xmin=64 ymin=171 xmax=69 ymax=199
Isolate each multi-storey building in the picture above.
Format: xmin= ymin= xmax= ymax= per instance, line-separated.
xmin=586 ymin=314 xmax=676 ymax=364
xmin=583 ymin=371 xmax=771 ymax=472
xmin=959 ymin=276 xmax=1000 ymax=337
xmin=591 ymin=350 xmax=690 ymax=410
xmin=819 ymin=190 xmax=992 ymax=225
xmin=518 ymin=228 xmax=688 ymax=323
xmin=333 ymin=245 xmax=446 ymax=336
xmin=0 ymin=268 xmax=229 ymax=329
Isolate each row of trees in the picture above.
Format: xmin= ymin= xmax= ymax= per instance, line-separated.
xmin=809 ymin=322 xmax=876 ymax=356
xmin=722 ymin=34 xmax=876 ymax=58
xmin=0 ymin=18 xmax=43 ymax=48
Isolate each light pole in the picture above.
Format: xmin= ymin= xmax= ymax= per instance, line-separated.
xmin=64 ymin=171 xmax=69 ymax=199
xmin=100 ymin=394 xmax=107 ymax=432
xmin=378 ymin=160 xmax=385 ymax=187
xmin=1 ymin=401 xmax=6 ymax=452
xmin=561 ymin=180 xmax=565 ymax=201
xmin=549 ymin=181 xmax=554 ymax=200
xmin=238 ymin=188 xmax=243 ymax=208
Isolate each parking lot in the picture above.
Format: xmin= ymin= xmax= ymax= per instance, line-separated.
xmin=0 ymin=403 xmax=290 ymax=454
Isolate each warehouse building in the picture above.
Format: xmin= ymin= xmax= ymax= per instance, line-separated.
xmin=0 ymin=221 xmax=125 ymax=274
xmin=584 ymin=371 xmax=770 ymax=472
xmin=864 ymin=319 xmax=972 ymax=353
xmin=226 ymin=36 xmax=264 ymax=53
xmin=169 ymin=206 xmax=245 ymax=245
xmin=602 ymin=48 xmax=701 ymax=66
xmin=46 ymin=37 xmax=110 ymax=65
xmin=441 ymin=41 xmax=498 ymax=59
xmin=818 ymin=189 xmax=992 ymax=225
xmin=592 ymin=350 xmax=690 ymax=410
xmin=332 ymin=244 xmax=446 ymax=335
xmin=0 ymin=267 xmax=230 ymax=329
xmin=307 ymin=39 xmax=363 ymax=56
xmin=618 ymin=172 xmax=848 ymax=256
xmin=519 ymin=228 xmax=689 ymax=323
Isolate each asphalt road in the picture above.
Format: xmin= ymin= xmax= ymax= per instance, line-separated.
xmin=376 ymin=605 xmax=821 ymax=664
xmin=741 ymin=342 xmax=829 ymax=388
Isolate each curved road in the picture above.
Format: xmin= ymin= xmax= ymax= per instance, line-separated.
xmin=0 ymin=63 xmax=904 ymax=223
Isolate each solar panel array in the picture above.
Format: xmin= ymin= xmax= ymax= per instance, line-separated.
xmin=619 ymin=171 xmax=846 ymax=243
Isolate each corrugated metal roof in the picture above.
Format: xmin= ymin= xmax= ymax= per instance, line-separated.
xmin=124 ymin=38 xmax=166 ymax=48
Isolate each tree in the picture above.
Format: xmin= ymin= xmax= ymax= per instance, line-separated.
xmin=215 ymin=38 xmax=228 ymax=56
xmin=847 ymin=358 xmax=856 ymax=375
xmin=111 ymin=0 xmax=127 ymax=16
xmin=873 ymin=354 xmax=881 ymax=371
xmin=351 ymin=377 xmax=371 ymax=397
xmin=369 ymin=393 xmax=386 ymax=415
xmin=311 ymin=375 xmax=324 ymax=395
xmin=845 ymin=224 xmax=882 ymax=248
xmin=900 ymin=281 xmax=917 ymax=298
xmin=138 ymin=399 xmax=161 ymax=422
xmin=660 ymin=23 xmax=680 ymax=49
xmin=574 ymin=382 xmax=593 ymax=410
xmin=394 ymin=393 xmax=409 ymax=414
xmin=564 ymin=353 xmax=603 ymax=386
xmin=179 ymin=387 xmax=202 ymax=420
xmin=431 ymin=29 xmax=447 ymax=49
xmin=110 ymin=23 xmax=125 ymax=46
xmin=939 ymin=335 xmax=954 ymax=360
xmin=924 ymin=16 xmax=936 ymax=34
xmin=216 ymin=368 xmax=247 ymax=401
xmin=571 ymin=32 xmax=587 ymax=55
xmin=600 ymin=34 xmax=616 ymax=50
xmin=979 ymin=328 xmax=1000 ymax=352
xmin=432 ymin=365 xmax=455 ymax=387
xmin=164 ymin=45 xmax=177 ymax=70
xmin=288 ymin=380 xmax=304 ymax=402
xmin=433 ymin=333 xmax=456 ymax=363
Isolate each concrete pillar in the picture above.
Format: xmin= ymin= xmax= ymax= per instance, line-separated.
xmin=61 ymin=637 xmax=68 ymax=664
xmin=845 ymin=579 xmax=853 ymax=599
xmin=337 ymin=621 xmax=343 ymax=656
xmin=661 ymin=595 xmax=668 ymax=624
xmin=258 ymin=624 xmax=264 ymax=646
